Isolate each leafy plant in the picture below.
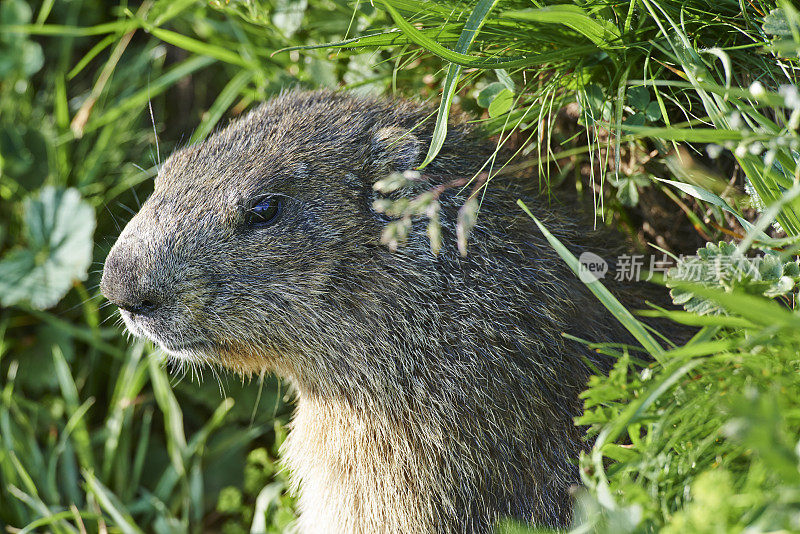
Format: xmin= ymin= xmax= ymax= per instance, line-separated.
xmin=667 ymin=241 xmax=800 ymax=315
xmin=0 ymin=0 xmax=44 ymax=80
xmin=215 ymin=443 xmax=296 ymax=534
xmin=0 ymin=187 xmax=95 ymax=309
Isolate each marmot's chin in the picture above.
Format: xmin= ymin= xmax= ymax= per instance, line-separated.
xmin=159 ymin=344 xmax=203 ymax=363
xmin=118 ymin=310 xmax=146 ymax=338
xmin=119 ymin=311 xmax=203 ymax=362
xmin=152 ymin=336 xmax=207 ymax=361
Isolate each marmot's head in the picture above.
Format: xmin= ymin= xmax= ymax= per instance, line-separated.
xmin=101 ymin=90 xmax=489 ymax=374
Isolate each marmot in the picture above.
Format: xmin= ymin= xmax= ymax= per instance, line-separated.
xmin=101 ymin=90 xmax=670 ymax=532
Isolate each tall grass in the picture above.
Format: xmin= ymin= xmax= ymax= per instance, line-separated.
xmin=1 ymin=0 xmax=799 ymax=532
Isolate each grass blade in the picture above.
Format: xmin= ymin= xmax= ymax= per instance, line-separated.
xmin=148 ymin=355 xmax=187 ymax=477
xmin=517 ymin=200 xmax=665 ymax=360
xmin=417 ymin=0 xmax=501 ymax=169
xmin=189 ymin=70 xmax=254 ymax=144
xmin=503 ymin=6 xmax=620 ymax=52
xmin=53 ymin=346 xmax=95 ymax=472
xmin=84 ymin=471 xmax=144 ymax=534
xmin=377 ymin=1 xmax=594 ymax=69
xmin=654 ymin=178 xmax=767 ymax=239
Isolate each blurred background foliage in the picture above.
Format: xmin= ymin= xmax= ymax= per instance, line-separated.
xmin=0 ymin=0 xmax=799 ymax=532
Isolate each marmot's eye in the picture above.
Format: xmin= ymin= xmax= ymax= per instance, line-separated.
xmin=247 ymin=196 xmax=283 ymax=227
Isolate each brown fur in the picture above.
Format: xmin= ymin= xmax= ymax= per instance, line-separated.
xmin=101 ymin=90 xmax=673 ymax=532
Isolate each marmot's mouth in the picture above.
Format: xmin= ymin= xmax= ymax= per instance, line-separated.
xmin=160 ymin=340 xmax=206 ymax=354
xmin=118 ymin=309 xmax=209 ymax=359
xmin=155 ymin=340 xmax=213 ymax=364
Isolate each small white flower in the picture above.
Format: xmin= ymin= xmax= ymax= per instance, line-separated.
xmin=779 ymin=84 xmax=800 ymax=109
xmin=748 ymin=141 xmax=763 ymax=155
xmin=735 ymin=144 xmax=748 ymax=158
xmin=749 ymin=81 xmax=765 ymax=97
xmin=706 ymin=144 xmax=723 ymax=159
xmin=729 ymin=111 xmax=743 ymax=130
xmin=764 ymin=149 xmax=776 ymax=167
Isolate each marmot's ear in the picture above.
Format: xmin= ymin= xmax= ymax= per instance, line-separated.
xmin=371 ymin=126 xmax=420 ymax=173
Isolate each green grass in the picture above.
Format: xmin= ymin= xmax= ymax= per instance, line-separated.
xmin=1 ymin=0 xmax=799 ymax=532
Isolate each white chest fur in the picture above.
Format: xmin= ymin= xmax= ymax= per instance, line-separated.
xmin=281 ymin=395 xmax=444 ymax=534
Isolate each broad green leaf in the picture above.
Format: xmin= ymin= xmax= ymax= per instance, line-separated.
xmin=0 ymin=187 xmax=95 ymax=309
xmin=644 ymin=100 xmax=662 ymax=121
xmin=13 ymin=322 xmax=73 ymax=392
xmin=0 ymin=0 xmax=32 ymax=26
xmin=763 ymin=8 xmax=794 ymax=37
xmin=0 ymin=0 xmax=44 ymax=78
xmin=614 ymin=173 xmax=649 ymax=206
xmin=19 ymin=40 xmax=44 ymax=76
xmin=477 ymin=82 xmax=507 ymax=108
xmin=622 ymin=112 xmax=646 ymax=126
xmin=0 ymin=124 xmax=50 ymax=191
xmin=487 ymin=88 xmax=514 ymax=117
xmin=627 ymin=85 xmax=650 ymax=110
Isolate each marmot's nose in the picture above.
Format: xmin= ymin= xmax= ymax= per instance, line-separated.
xmin=101 ymin=246 xmax=163 ymax=316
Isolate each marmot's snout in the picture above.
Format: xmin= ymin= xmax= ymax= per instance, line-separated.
xmin=101 ymin=208 xmax=224 ymax=359
xmin=101 ymin=236 xmax=166 ymax=318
